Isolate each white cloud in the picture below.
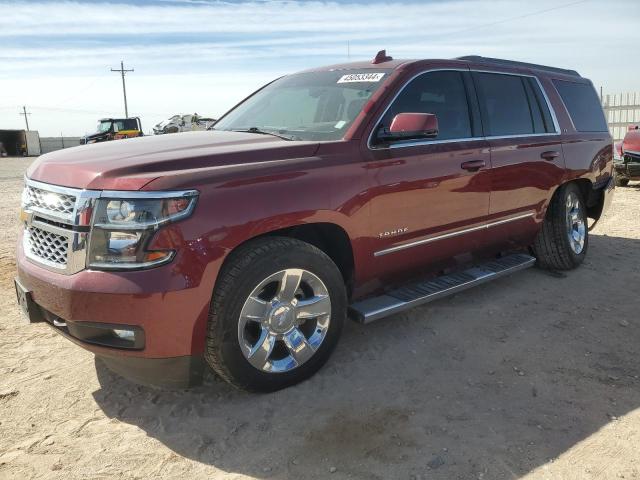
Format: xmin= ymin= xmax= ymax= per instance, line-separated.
xmin=0 ymin=0 xmax=638 ymax=136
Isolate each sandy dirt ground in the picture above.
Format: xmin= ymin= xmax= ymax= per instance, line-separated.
xmin=1 ymin=156 xmax=639 ymax=480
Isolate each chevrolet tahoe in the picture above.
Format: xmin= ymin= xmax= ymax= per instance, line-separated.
xmin=16 ymin=53 xmax=614 ymax=392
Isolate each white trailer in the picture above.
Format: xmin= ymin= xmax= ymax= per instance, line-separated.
xmin=0 ymin=129 xmax=41 ymax=156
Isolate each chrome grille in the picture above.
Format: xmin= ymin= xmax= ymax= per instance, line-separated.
xmin=24 ymin=225 xmax=69 ymax=267
xmin=24 ymin=185 xmax=76 ymax=218
xmin=20 ymin=178 xmax=96 ymax=274
xmin=624 ymin=152 xmax=640 ymax=163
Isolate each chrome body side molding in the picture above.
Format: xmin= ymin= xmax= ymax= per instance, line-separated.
xmin=374 ymin=212 xmax=535 ymax=257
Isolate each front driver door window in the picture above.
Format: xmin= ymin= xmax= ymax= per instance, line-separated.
xmin=375 ymin=70 xmax=474 ymax=143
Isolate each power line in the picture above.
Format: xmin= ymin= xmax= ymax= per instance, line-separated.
xmin=110 ymin=60 xmax=134 ymax=118
xmin=445 ymin=0 xmax=590 ymax=37
xmin=19 ymin=105 xmax=31 ymax=131
xmin=342 ymin=0 xmax=588 ymax=63
xmin=22 ymin=105 xmax=170 ymax=117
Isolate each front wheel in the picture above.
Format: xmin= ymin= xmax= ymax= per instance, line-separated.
xmin=205 ymin=237 xmax=346 ymax=392
xmin=532 ymin=183 xmax=588 ymax=270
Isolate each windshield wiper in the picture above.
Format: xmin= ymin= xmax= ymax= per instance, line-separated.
xmin=229 ymin=127 xmax=294 ymax=141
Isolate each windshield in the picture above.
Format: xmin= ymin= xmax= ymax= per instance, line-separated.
xmin=97 ymin=121 xmax=113 ymax=133
xmin=213 ymin=69 xmax=392 ymax=141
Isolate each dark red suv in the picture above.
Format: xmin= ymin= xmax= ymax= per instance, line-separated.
xmin=16 ymin=53 xmax=614 ymax=391
xmin=614 ymin=125 xmax=640 ymax=185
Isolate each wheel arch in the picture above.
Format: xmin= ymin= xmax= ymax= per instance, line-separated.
xmin=545 ymin=178 xmax=605 ymax=222
xmin=220 ymin=222 xmax=356 ymax=298
xmin=572 ymin=177 xmax=608 ymax=222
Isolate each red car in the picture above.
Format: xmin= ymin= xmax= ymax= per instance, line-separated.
xmin=614 ymin=125 xmax=640 ymax=186
xmin=16 ymin=53 xmax=614 ymax=391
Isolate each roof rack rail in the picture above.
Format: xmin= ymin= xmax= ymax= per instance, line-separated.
xmin=457 ymin=55 xmax=581 ymax=78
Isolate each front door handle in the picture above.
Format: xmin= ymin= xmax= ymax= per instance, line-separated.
xmin=541 ymin=150 xmax=560 ymax=161
xmin=460 ymin=160 xmax=486 ymax=172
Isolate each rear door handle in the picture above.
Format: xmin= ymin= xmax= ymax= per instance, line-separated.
xmin=541 ymin=150 xmax=560 ymax=161
xmin=460 ymin=160 xmax=486 ymax=172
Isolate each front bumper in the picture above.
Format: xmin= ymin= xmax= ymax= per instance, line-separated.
xmin=96 ymin=354 xmax=204 ymax=388
xmin=16 ymin=239 xmax=218 ymax=388
xmin=614 ymin=161 xmax=640 ymax=180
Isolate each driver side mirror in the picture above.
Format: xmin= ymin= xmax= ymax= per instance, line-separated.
xmin=378 ymin=113 xmax=439 ymax=143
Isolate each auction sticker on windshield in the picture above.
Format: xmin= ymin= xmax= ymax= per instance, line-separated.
xmin=337 ymin=73 xmax=385 ymax=83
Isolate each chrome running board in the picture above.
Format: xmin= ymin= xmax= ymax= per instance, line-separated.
xmin=349 ymin=253 xmax=536 ymax=324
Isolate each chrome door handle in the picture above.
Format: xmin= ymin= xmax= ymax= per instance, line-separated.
xmin=460 ymin=160 xmax=486 ymax=172
xmin=541 ymin=151 xmax=560 ymax=161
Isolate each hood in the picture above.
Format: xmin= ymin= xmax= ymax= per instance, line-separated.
xmin=623 ymin=128 xmax=640 ymax=154
xmin=155 ymin=116 xmax=180 ymax=130
xmin=28 ymin=130 xmax=320 ymax=190
xmin=82 ymin=131 xmax=109 ymax=141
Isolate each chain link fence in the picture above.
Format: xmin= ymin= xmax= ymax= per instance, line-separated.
xmin=602 ymin=92 xmax=640 ymax=142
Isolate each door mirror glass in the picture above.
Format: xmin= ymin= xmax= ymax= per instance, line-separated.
xmin=380 ymin=112 xmax=439 ymax=142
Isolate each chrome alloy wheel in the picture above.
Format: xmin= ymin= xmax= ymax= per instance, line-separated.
xmin=566 ymin=191 xmax=586 ymax=254
xmin=238 ymin=269 xmax=331 ymax=373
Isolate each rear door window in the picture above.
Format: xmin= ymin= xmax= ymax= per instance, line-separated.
xmin=553 ymin=80 xmax=608 ymax=132
xmin=474 ymin=72 xmax=536 ymax=136
xmin=378 ymin=70 xmax=473 ymax=141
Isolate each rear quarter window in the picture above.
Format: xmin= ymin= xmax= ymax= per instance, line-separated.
xmin=553 ymin=80 xmax=608 ymax=132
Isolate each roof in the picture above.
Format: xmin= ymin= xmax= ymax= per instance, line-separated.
xmin=299 ymin=53 xmax=581 ymax=78
xmin=98 ymin=117 xmax=140 ymax=122
xmin=299 ymin=58 xmax=411 ymax=73
xmin=457 ymin=55 xmax=581 ymax=77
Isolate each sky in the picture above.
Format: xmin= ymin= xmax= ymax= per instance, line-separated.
xmin=0 ymin=0 xmax=639 ymax=137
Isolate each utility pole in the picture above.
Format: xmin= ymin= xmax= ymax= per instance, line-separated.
xmin=20 ymin=106 xmax=31 ymax=131
xmin=110 ymin=60 xmax=134 ymax=118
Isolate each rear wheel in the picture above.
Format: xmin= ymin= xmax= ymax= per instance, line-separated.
xmin=532 ymin=183 xmax=588 ymax=270
xmin=205 ymin=237 xmax=346 ymax=392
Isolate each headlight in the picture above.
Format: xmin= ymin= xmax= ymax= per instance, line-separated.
xmin=613 ymin=143 xmax=624 ymax=162
xmin=88 ymin=191 xmax=198 ymax=270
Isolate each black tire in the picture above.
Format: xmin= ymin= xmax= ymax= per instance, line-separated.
xmin=532 ymin=182 xmax=588 ymax=270
xmin=205 ymin=237 xmax=347 ymax=392
xmin=616 ymin=176 xmax=629 ymax=187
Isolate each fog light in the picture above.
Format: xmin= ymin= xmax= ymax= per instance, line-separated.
xmin=113 ymin=329 xmax=136 ymax=341
xmin=66 ymin=322 xmax=145 ymax=350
